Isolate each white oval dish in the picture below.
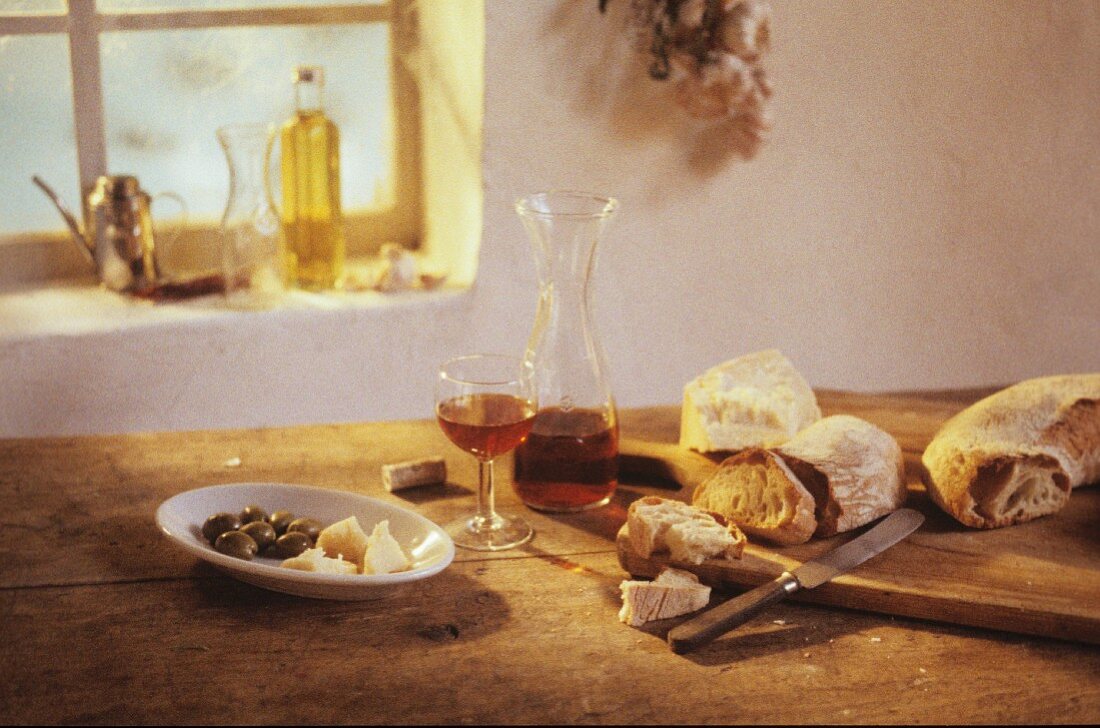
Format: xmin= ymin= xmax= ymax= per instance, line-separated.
xmin=156 ymin=482 xmax=455 ymax=600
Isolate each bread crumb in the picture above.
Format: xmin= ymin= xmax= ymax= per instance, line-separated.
xmin=223 ymin=456 xmax=241 ymax=468
xmin=772 ymin=619 xmax=786 ymax=625
xmin=919 ymin=667 xmax=927 ymax=673
xmin=870 ymin=636 xmax=882 ymax=643
xmin=802 ymin=652 xmax=810 ymax=658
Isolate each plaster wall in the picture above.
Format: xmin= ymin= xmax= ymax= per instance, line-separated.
xmin=1 ymin=0 xmax=1098 ymax=437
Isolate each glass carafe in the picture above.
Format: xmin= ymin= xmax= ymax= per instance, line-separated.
xmin=513 ymin=190 xmax=620 ymax=512
xmin=217 ymin=122 xmax=284 ymax=309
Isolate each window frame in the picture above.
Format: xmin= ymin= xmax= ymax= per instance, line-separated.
xmin=0 ymin=0 xmax=422 ymax=256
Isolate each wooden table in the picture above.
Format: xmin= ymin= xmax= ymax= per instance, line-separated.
xmin=2 ymin=391 xmax=1098 ymax=725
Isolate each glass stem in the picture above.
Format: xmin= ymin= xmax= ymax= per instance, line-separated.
xmin=477 ymin=458 xmax=496 ymax=528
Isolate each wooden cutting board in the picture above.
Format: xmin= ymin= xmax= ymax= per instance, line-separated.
xmin=617 ymin=436 xmax=1100 ymax=645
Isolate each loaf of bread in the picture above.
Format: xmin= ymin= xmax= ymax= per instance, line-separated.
xmin=619 ymin=567 xmax=711 ymax=626
xmin=777 ymin=415 xmax=908 ymax=537
xmin=921 ymin=374 xmax=1100 ymax=529
xmin=680 ymin=349 xmax=821 ymax=453
xmin=691 ymin=448 xmax=817 ymax=545
xmin=627 ymin=496 xmax=746 ymax=563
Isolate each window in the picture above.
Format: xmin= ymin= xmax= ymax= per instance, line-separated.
xmin=0 ymin=0 xmax=422 ymax=280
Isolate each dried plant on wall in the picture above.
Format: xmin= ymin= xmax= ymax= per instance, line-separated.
xmin=600 ymin=0 xmax=773 ymax=159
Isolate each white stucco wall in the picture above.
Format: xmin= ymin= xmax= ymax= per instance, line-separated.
xmin=1 ymin=0 xmax=1098 ymax=437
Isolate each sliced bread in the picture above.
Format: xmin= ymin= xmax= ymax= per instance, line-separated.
xmin=921 ymin=374 xmax=1100 ymax=528
xmin=618 ymin=567 xmax=711 ymax=626
xmin=680 ymin=349 xmax=821 ymax=453
xmin=777 ymin=415 xmax=908 ymax=537
xmin=626 ymin=496 xmax=746 ymax=562
xmin=691 ymin=448 xmax=817 ymax=545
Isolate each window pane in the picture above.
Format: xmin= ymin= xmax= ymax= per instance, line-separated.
xmin=0 ymin=34 xmax=78 ymax=235
xmin=97 ymin=0 xmax=385 ymax=10
xmin=99 ymin=24 xmax=393 ymax=225
xmin=0 ymin=1 xmax=64 ymax=13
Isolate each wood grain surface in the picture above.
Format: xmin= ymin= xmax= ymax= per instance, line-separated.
xmin=2 ymin=390 xmax=1099 ymax=725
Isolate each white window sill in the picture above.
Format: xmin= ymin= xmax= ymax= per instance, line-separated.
xmin=0 ymin=275 xmax=470 ymax=343
xmin=0 ymin=276 xmax=474 ymax=437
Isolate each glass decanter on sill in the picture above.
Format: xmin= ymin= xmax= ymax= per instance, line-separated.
xmin=217 ymin=122 xmax=285 ymax=310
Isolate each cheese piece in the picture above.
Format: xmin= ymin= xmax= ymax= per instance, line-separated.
xmin=362 ymin=520 xmax=411 ymax=575
xmin=315 ymin=516 xmax=369 ymax=567
xmin=679 ymin=349 xmax=821 ymax=452
xmin=618 ymin=568 xmax=712 ymax=627
xmin=280 ymin=547 xmax=358 ymax=575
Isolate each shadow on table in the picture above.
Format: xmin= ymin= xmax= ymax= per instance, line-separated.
xmin=185 ymin=563 xmax=513 ymax=644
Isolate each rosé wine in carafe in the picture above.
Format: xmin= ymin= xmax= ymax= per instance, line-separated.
xmin=514 ymin=191 xmax=619 ymax=512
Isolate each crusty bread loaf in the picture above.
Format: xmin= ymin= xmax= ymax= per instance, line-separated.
xmin=921 ymin=374 xmax=1100 ymax=529
xmin=626 ymin=496 xmax=746 ymax=563
xmin=680 ymin=349 xmax=821 ymax=453
xmin=777 ymin=415 xmax=908 ymax=537
xmin=691 ymin=449 xmax=817 ymax=545
xmin=619 ymin=567 xmax=711 ymax=626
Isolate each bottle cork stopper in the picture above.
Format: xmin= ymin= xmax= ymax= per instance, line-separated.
xmin=381 ymin=456 xmax=447 ymax=492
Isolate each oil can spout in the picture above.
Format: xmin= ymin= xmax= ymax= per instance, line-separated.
xmin=32 ymin=175 xmax=95 ymax=265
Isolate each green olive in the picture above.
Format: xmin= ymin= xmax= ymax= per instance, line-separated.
xmin=202 ymin=512 xmax=242 ymax=544
xmin=240 ymin=521 xmax=276 ymax=552
xmin=287 ymin=517 xmax=323 ymax=541
xmin=214 ymin=530 xmax=258 ymax=560
xmin=269 ymin=510 xmax=295 ymax=536
xmin=239 ymin=504 xmax=269 ymax=525
xmin=271 ymin=531 xmax=312 ymax=559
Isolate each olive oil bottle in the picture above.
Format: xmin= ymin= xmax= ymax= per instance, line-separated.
xmin=280 ymin=66 xmax=345 ymax=290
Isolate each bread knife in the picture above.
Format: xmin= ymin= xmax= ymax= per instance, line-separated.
xmin=667 ymin=508 xmax=925 ymax=654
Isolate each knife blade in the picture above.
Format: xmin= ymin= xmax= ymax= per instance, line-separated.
xmin=667 ymin=507 xmax=925 ymax=654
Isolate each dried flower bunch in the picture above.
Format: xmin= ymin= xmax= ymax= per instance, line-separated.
xmin=602 ymin=0 xmax=774 ymax=156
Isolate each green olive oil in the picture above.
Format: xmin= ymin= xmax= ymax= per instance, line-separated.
xmin=280 ymin=66 xmax=345 ymax=290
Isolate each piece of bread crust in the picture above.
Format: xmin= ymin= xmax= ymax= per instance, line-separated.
xmin=618 ymin=568 xmax=711 ymax=627
xmin=626 ymin=496 xmax=746 ymax=562
xmin=691 ymin=448 xmax=817 ymax=545
xmin=921 ymin=374 xmax=1100 ymax=529
xmin=679 ymin=349 xmax=821 ymax=453
xmin=776 ymin=415 xmax=908 ymax=537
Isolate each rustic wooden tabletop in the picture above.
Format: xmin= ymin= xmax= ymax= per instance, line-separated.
xmin=1 ymin=390 xmax=1098 ymax=725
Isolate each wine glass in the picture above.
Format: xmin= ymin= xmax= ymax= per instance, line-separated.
xmin=436 ymin=354 xmax=537 ymax=551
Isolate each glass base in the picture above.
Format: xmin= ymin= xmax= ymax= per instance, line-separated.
xmin=520 ymin=493 xmax=612 ymax=513
xmin=446 ymin=512 xmax=533 ymax=552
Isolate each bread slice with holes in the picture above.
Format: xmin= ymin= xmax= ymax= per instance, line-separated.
xmin=679 ymin=349 xmax=822 ymax=453
xmin=921 ymin=374 xmax=1100 ymax=529
xmin=776 ymin=415 xmax=908 ymax=537
xmin=618 ymin=567 xmax=712 ymax=626
xmin=691 ymin=448 xmax=817 ymax=545
xmin=626 ymin=496 xmax=746 ymax=563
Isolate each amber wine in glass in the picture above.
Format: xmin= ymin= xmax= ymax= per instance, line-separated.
xmin=436 ymin=355 xmax=537 ymax=551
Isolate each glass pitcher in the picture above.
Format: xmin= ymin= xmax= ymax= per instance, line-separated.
xmin=217 ymin=122 xmax=284 ymax=309
xmin=513 ymin=190 xmax=620 ymax=512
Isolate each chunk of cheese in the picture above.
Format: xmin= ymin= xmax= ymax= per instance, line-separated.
xmin=315 ymin=516 xmax=369 ymax=567
xmin=362 ymin=520 xmax=411 ymax=575
xmin=679 ymin=349 xmax=821 ymax=452
xmin=280 ymin=547 xmax=358 ymax=574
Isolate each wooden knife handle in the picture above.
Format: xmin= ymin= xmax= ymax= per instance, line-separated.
xmin=668 ymin=572 xmax=801 ymax=654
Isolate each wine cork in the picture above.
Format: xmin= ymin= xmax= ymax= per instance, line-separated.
xmin=382 ymin=456 xmax=447 ymax=492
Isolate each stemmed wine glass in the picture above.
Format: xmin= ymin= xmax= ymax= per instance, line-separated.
xmin=435 ymin=354 xmax=537 ymax=551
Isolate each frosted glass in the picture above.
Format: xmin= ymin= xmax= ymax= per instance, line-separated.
xmin=99 ymin=24 xmax=392 ymax=224
xmin=0 ymin=34 xmax=78 ymax=235
xmin=0 ymin=1 xmax=64 ymax=13
xmin=97 ymin=0 xmax=384 ymax=10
